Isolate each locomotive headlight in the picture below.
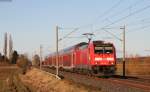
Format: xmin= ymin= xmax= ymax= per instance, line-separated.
xmin=95 ymin=58 xmax=102 ymax=61
xmin=107 ymin=58 xmax=114 ymax=61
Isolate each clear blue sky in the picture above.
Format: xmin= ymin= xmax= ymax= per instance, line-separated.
xmin=0 ymin=0 xmax=150 ymax=58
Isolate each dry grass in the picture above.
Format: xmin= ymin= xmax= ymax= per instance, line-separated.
xmin=0 ymin=65 xmax=30 ymax=92
xmin=116 ymin=56 xmax=150 ymax=76
xmin=20 ymin=68 xmax=102 ymax=92
xmin=0 ymin=66 xmax=16 ymax=92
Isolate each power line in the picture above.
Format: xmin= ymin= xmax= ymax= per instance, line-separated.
xmin=124 ymin=16 xmax=150 ymax=26
xmin=58 ymin=1 xmax=149 ymax=43
xmin=62 ymin=0 xmax=144 ymax=31
xmin=127 ymin=21 xmax=150 ymax=27
xmin=94 ymin=4 xmax=150 ymax=32
xmin=63 ymin=0 xmax=122 ymax=30
xmin=102 ymin=0 xmax=144 ymax=21
xmin=81 ymin=0 xmax=144 ymax=29
xmin=127 ymin=24 xmax=150 ymax=33
xmin=78 ymin=0 xmax=123 ymax=29
xmin=60 ymin=36 xmax=85 ymax=49
xmin=94 ymin=22 xmax=150 ymax=41
xmin=58 ymin=27 xmax=78 ymax=30
xmin=57 ymin=0 xmax=123 ymax=39
xmin=59 ymin=28 xmax=79 ymax=41
xmin=129 ymin=23 xmax=150 ymax=30
xmin=63 ymin=36 xmax=85 ymax=39
xmin=102 ymin=29 xmax=122 ymax=41
xmin=93 ymin=0 xmax=123 ymax=23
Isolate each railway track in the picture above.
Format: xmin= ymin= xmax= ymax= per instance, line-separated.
xmin=42 ymin=66 xmax=150 ymax=92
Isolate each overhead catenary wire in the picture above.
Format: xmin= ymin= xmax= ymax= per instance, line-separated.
xmin=80 ymin=0 xmax=144 ymax=29
xmin=94 ymin=17 xmax=150 ymax=41
xmin=57 ymin=0 xmax=124 ymax=41
xmin=102 ymin=29 xmax=122 ymax=41
xmin=92 ymin=4 xmax=150 ymax=44
xmin=64 ymin=36 xmax=85 ymax=39
xmin=59 ymin=28 xmax=79 ymax=41
xmin=60 ymin=36 xmax=85 ymax=49
xmin=100 ymin=0 xmax=144 ymax=22
xmin=94 ymin=4 xmax=150 ymax=32
xmin=68 ymin=0 xmax=123 ymax=30
xmin=93 ymin=0 xmax=149 ymax=38
xmin=92 ymin=0 xmax=123 ymax=23
xmin=59 ymin=1 xmax=150 ymax=43
xmin=94 ymin=21 xmax=150 ymax=40
xmin=125 ymin=17 xmax=150 ymax=27
xmin=126 ymin=24 xmax=150 ymax=33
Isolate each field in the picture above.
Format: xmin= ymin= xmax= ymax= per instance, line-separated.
xmin=0 ymin=65 xmax=30 ymax=92
xmin=0 ymin=65 xmax=17 ymax=92
xmin=116 ymin=57 xmax=150 ymax=76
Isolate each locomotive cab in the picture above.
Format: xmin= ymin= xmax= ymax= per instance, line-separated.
xmin=89 ymin=41 xmax=116 ymax=74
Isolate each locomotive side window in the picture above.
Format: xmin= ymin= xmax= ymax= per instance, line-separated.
xmin=104 ymin=47 xmax=113 ymax=54
xmin=94 ymin=46 xmax=104 ymax=54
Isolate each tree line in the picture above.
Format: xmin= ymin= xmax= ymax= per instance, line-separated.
xmin=0 ymin=50 xmax=40 ymax=74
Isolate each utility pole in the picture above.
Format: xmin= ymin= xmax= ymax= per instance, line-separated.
xmin=120 ymin=25 xmax=126 ymax=78
xmin=102 ymin=26 xmax=126 ymax=77
xmin=40 ymin=45 xmax=42 ymax=69
xmin=56 ymin=26 xmax=59 ymax=78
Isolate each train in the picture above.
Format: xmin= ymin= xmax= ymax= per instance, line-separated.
xmin=43 ymin=40 xmax=116 ymax=74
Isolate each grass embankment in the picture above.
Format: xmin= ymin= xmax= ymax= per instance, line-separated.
xmin=20 ymin=68 xmax=102 ymax=92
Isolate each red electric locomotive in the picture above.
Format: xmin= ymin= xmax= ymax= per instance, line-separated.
xmin=43 ymin=40 xmax=116 ymax=74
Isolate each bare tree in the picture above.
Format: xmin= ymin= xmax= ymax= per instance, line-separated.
xmin=10 ymin=50 xmax=19 ymax=64
xmin=32 ymin=54 xmax=40 ymax=67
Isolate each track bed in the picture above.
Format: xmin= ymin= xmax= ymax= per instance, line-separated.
xmin=42 ymin=66 xmax=150 ymax=92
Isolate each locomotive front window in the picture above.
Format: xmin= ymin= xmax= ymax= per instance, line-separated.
xmin=104 ymin=47 xmax=113 ymax=53
xmin=94 ymin=46 xmax=113 ymax=54
xmin=94 ymin=46 xmax=104 ymax=54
